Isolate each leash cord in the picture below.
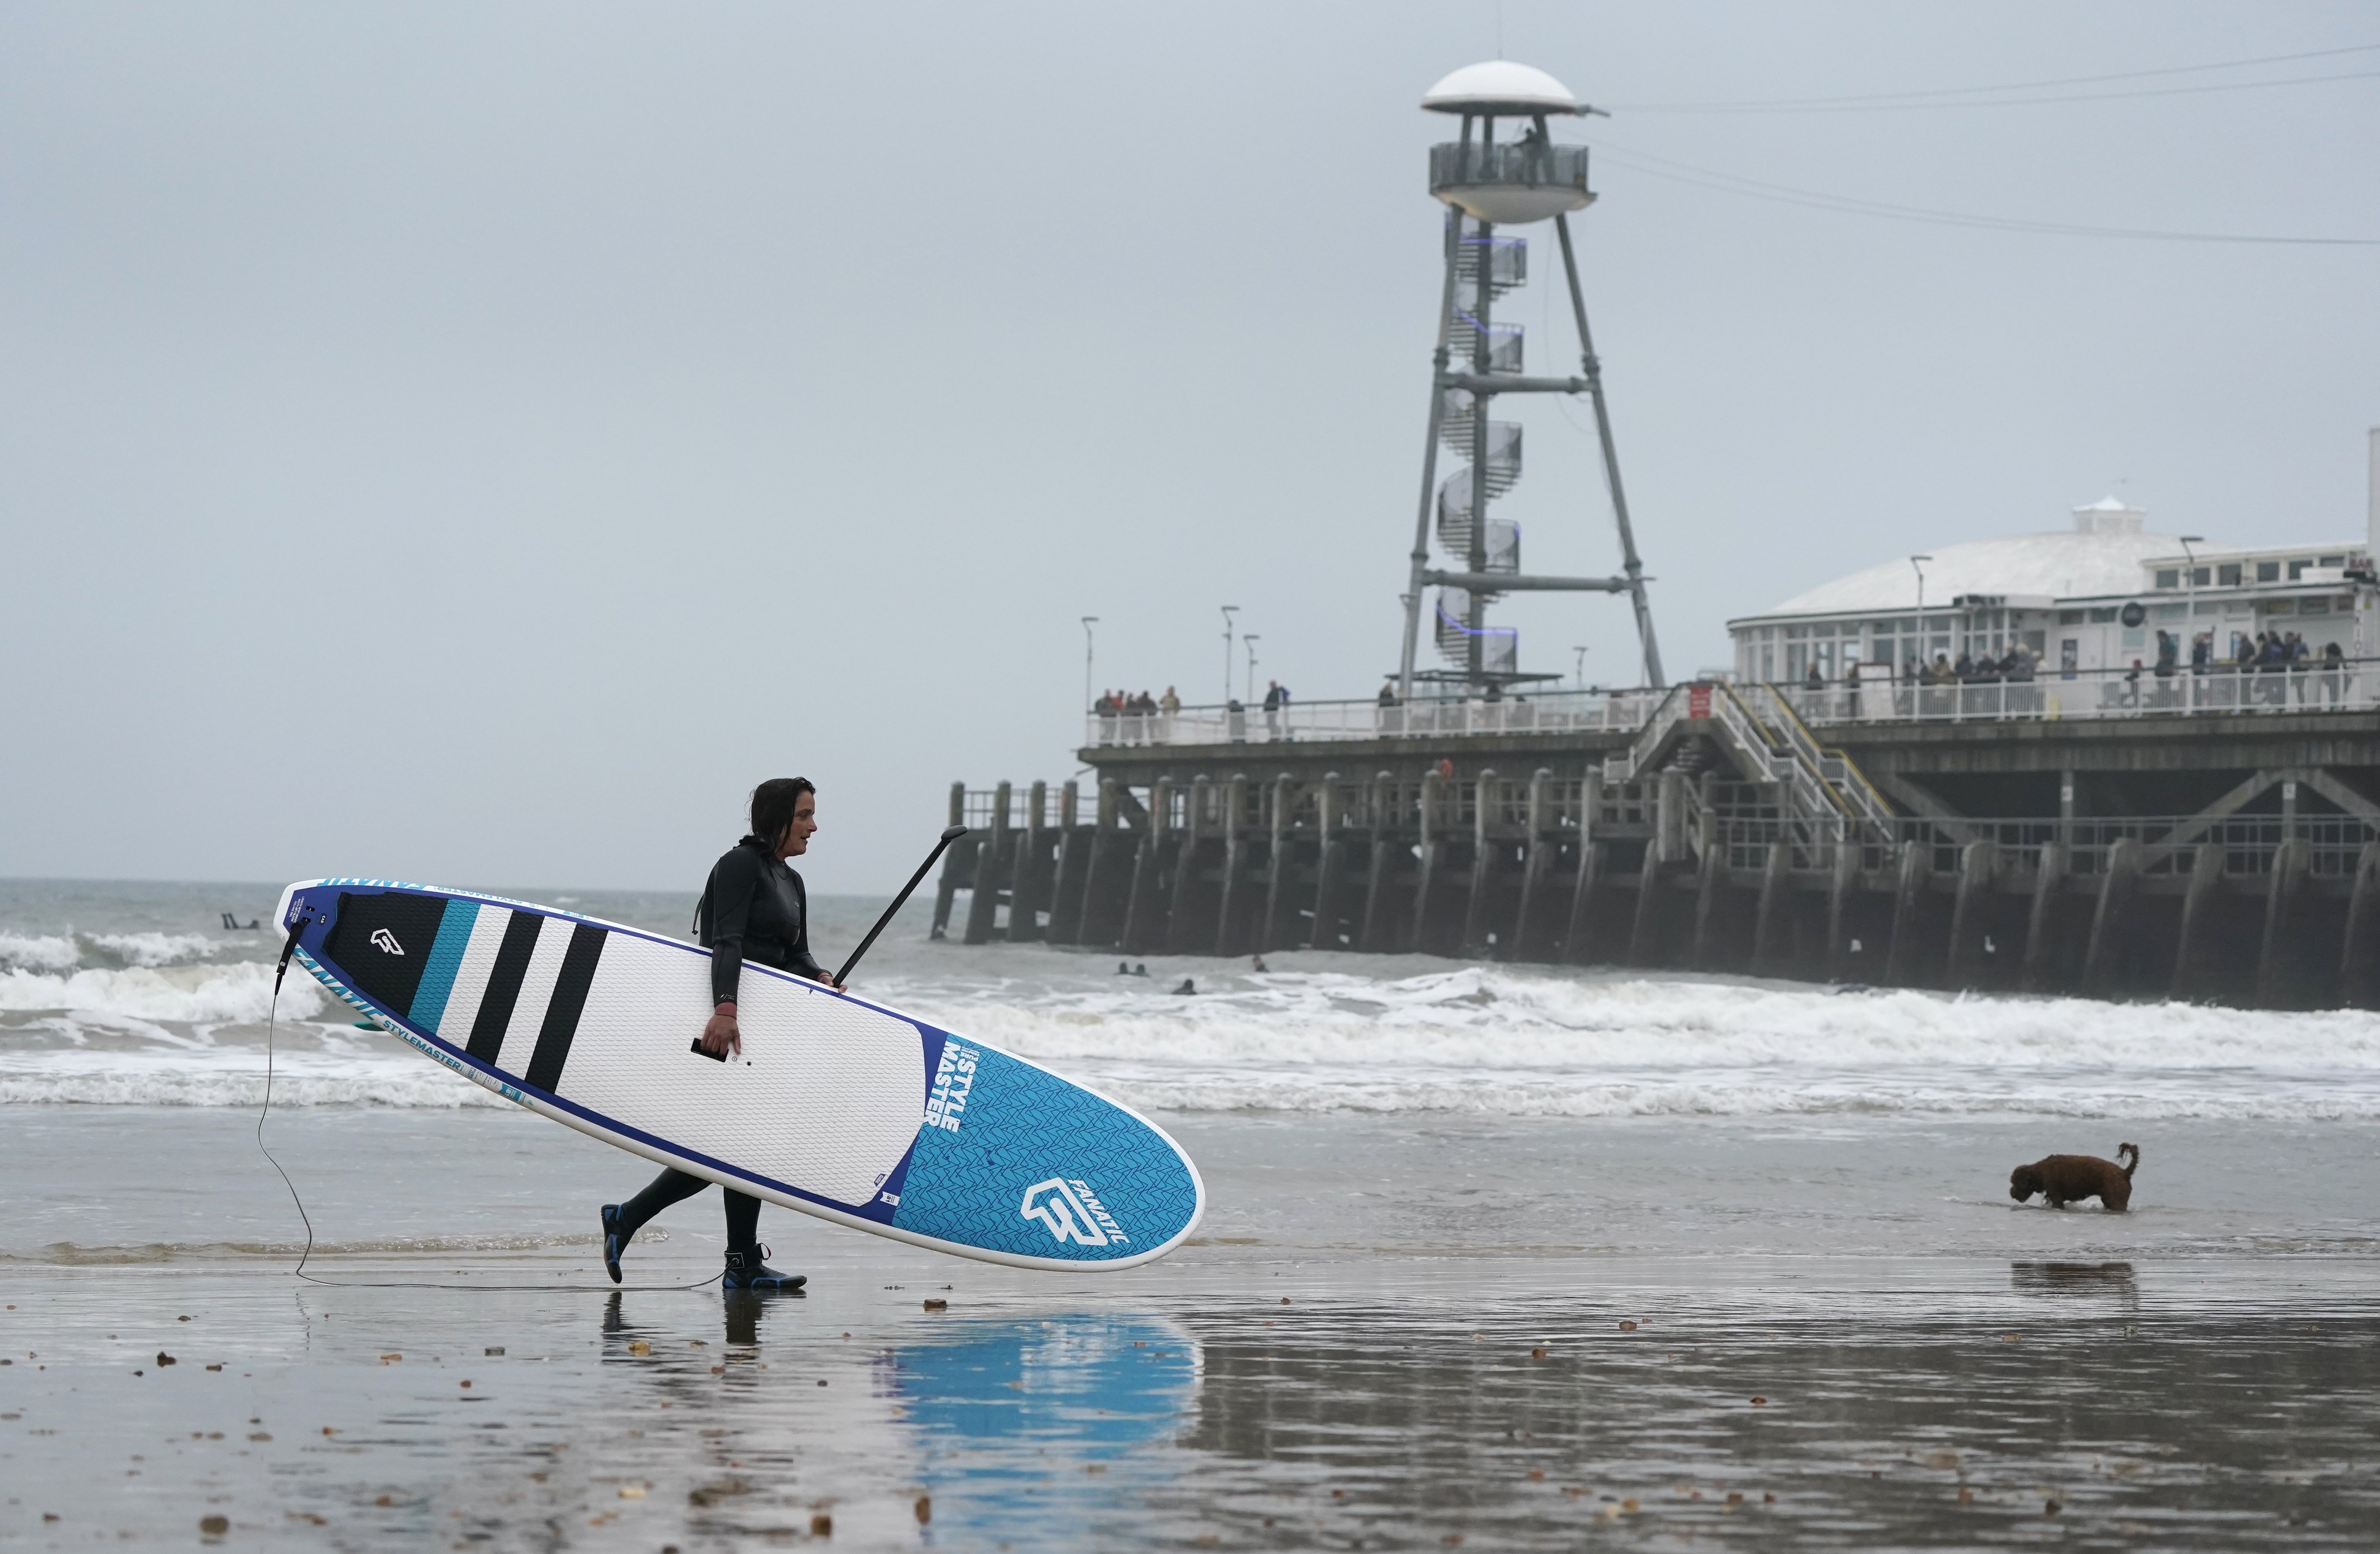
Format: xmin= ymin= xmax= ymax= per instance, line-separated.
xmin=256 ymin=934 xmax=721 ymax=1293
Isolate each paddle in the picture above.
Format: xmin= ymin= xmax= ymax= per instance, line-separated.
xmin=835 ymin=824 xmax=970 ymax=987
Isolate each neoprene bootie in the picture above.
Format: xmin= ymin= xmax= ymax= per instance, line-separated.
xmin=722 ymin=1244 xmax=806 ymax=1292
xmin=600 ymin=1204 xmax=625 ymax=1284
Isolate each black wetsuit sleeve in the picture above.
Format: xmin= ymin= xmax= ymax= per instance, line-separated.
xmin=788 ymin=871 xmax=828 ymax=982
xmin=706 ymin=847 xmax=764 ymax=1006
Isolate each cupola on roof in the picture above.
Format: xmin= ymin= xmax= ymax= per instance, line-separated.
xmin=1421 ymin=60 xmax=1584 ymax=116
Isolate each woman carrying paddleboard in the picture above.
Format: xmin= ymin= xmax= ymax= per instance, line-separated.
xmin=600 ymin=777 xmax=836 ymax=1291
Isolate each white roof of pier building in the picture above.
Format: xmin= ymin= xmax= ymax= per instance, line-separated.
xmin=1734 ymin=499 xmax=2212 ymax=625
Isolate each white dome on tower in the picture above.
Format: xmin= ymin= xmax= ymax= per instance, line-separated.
xmin=1421 ymin=60 xmax=1584 ymax=116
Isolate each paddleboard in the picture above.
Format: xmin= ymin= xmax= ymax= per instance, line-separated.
xmin=273 ymin=879 xmax=1203 ymax=1270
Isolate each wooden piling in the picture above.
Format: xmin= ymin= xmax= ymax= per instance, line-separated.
xmin=2170 ymin=841 xmax=2225 ymax=1000
xmin=963 ymin=781 xmax=1011 ymax=945
xmin=1752 ymin=839 xmax=1791 ymax=974
xmin=2256 ymin=836 xmax=2313 ymax=1008
xmin=1883 ymin=839 xmax=1932 ymax=987
xmin=2020 ymin=841 xmax=2066 ymax=993
xmin=1075 ymin=780 xmax=1127 ymax=948
xmin=2340 ymin=840 xmax=2380 ymax=1008
xmin=2082 ymin=836 xmax=2142 ymax=995
xmin=1944 ymin=839 xmax=1998 ymax=989
xmin=1564 ymin=840 xmax=1605 ymax=965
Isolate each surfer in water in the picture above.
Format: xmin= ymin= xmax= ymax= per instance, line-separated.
xmin=600 ymin=777 xmax=837 ymax=1291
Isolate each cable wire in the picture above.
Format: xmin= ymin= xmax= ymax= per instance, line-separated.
xmin=1593 ymin=140 xmax=2380 ymax=246
xmin=1614 ymin=40 xmax=2380 ymax=112
xmin=255 ymin=965 xmax=722 ymax=1294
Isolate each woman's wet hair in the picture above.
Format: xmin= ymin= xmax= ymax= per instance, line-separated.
xmin=749 ymin=777 xmax=816 ymax=849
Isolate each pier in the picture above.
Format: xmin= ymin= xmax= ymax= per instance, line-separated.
xmin=935 ymin=666 xmax=2380 ymax=1009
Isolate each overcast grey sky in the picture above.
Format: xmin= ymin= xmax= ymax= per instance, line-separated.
xmin=4 ymin=2 xmax=2375 ymax=895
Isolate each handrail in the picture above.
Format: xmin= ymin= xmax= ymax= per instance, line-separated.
xmin=1746 ymin=683 xmax=1896 ymax=831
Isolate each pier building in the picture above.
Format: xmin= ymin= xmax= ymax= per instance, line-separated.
xmin=932 ymin=62 xmax=2380 ymax=1011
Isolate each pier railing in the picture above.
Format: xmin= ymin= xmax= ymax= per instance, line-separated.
xmin=1083 ymin=659 xmax=2380 ymax=751
xmin=1778 ymin=658 xmax=2379 ymax=728
xmin=1085 ymin=689 xmax=1661 ymax=749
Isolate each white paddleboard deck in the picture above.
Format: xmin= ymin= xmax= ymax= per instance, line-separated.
xmin=277 ymin=880 xmax=1203 ymax=1270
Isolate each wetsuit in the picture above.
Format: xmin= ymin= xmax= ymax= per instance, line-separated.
xmin=605 ymin=836 xmax=823 ymax=1274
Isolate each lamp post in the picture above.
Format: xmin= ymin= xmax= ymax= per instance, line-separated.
xmin=1220 ymin=606 xmax=1240 ymax=703
xmin=1910 ymin=555 xmax=1933 ymax=675
xmin=1243 ymin=635 xmax=1260 ymax=705
xmin=1573 ymin=645 xmax=1590 ymax=692
xmin=2178 ymin=537 xmax=2204 ymax=691
xmin=1080 ymin=616 xmax=1099 ymax=713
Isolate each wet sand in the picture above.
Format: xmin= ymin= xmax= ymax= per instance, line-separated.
xmin=4 ymin=1109 xmax=2377 ymax=1548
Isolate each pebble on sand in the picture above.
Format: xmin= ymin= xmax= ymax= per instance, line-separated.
xmin=922 ymin=1299 xmax=948 ymax=1311
xmin=1530 ymin=1347 xmax=1547 ymax=1359
xmin=627 ymin=1341 xmax=651 ymax=1355
xmin=156 ymin=1353 xmax=176 ymax=1366
xmin=1750 ymin=1397 xmax=1767 ymax=1406
xmin=199 ymin=1515 xmax=228 ymax=1536
xmin=914 ymin=1495 xmax=931 ymax=1525
xmin=1618 ymin=1320 xmax=1637 ymax=1332
xmin=809 ymin=1512 xmax=833 ymax=1536
xmin=2044 ymin=1499 xmax=2062 ymax=1515
xmin=484 ymin=1347 xmax=504 ymax=1356
xmin=618 ymin=1486 xmax=647 ymax=1500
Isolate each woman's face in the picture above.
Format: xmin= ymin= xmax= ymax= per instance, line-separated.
xmin=779 ymin=793 xmax=818 ymax=859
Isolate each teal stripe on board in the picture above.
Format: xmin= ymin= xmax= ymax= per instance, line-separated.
xmin=408 ymin=898 xmax=480 ymax=1033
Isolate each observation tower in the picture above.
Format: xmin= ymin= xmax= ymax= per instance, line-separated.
xmin=1396 ymin=60 xmax=1665 ymax=695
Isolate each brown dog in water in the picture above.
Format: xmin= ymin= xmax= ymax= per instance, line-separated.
xmin=2010 ymin=1143 xmax=2139 ymax=1211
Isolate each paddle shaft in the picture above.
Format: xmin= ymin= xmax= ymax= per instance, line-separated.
xmin=833 ymin=825 xmax=968 ymax=987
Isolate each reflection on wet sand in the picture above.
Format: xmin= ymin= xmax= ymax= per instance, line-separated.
xmin=2012 ymin=1260 xmax=2140 ymax=1300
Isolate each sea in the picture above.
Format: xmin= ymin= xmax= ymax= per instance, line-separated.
xmin=3 ymin=877 xmax=2377 ymax=1548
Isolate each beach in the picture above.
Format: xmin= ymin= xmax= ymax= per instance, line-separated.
xmin=4 ymin=880 xmax=2377 ymax=1547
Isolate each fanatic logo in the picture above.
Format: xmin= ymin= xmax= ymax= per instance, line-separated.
xmin=1019 ymin=1177 xmax=1130 ymax=1248
xmin=369 ymin=928 xmax=405 ymax=955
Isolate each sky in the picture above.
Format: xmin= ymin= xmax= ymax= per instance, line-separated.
xmin=3 ymin=2 xmax=2376 ymax=893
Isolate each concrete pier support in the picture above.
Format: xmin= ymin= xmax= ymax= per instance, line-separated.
xmin=1075 ymin=781 xmax=1129 ymax=948
xmin=1120 ymin=778 xmax=1173 ymax=955
xmin=2340 ymin=841 xmax=2380 ymax=1008
xmin=1626 ymin=832 xmax=1667 ymax=967
xmin=2083 ymin=836 xmax=2143 ymax=995
xmin=1215 ymin=773 xmax=1254 ymax=955
xmin=2021 ymin=841 xmax=2066 ymax=992
xmin=2170 ymin=842 xmax=2226 ymax=1000
xmin=1408 ymin=770 xmax=1447 ymax=953
xmin=1825 ymin=835 xmax=1861 ymax=980
xmin=1690 ymin=842 xmax=1730 ymax=970
xmin=931 ymin=780 xmax=968 ymax=940
xmin=963 ymin=780 xmax=1012 ymax=945
xmin=1945 ymin=839 xmax=1998 ymax=989
xmin=1308 ymin=777 xmax=1347 ymax=950
xmin=1358 ymin=773 xmax=1404 ymax=954
xmin=1258 ymin=773 xmax=1298 ymax=952
xmin=1165 ymin=776 xmax=1213 ymax=955
xmin=1008 ymin=780 xmax=1050 ymax=942
xmin=1462 ymin=768 xmax=1499 ymax=955
xmin=1883 ymin=839 xmax=1933 ymax=987
xmin=2256 ymin=837 xmax=2313 ymax=1008
xmin=1565 ymin=840 xmax=1605 ymax=965
xmin=1045 ymin=781 xmax=1087 ymax=945
xmin=1752 ymin=839 xmax=1792 ymax=973
xmin=1510 ymin=770 xmax=1554 ymax=959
